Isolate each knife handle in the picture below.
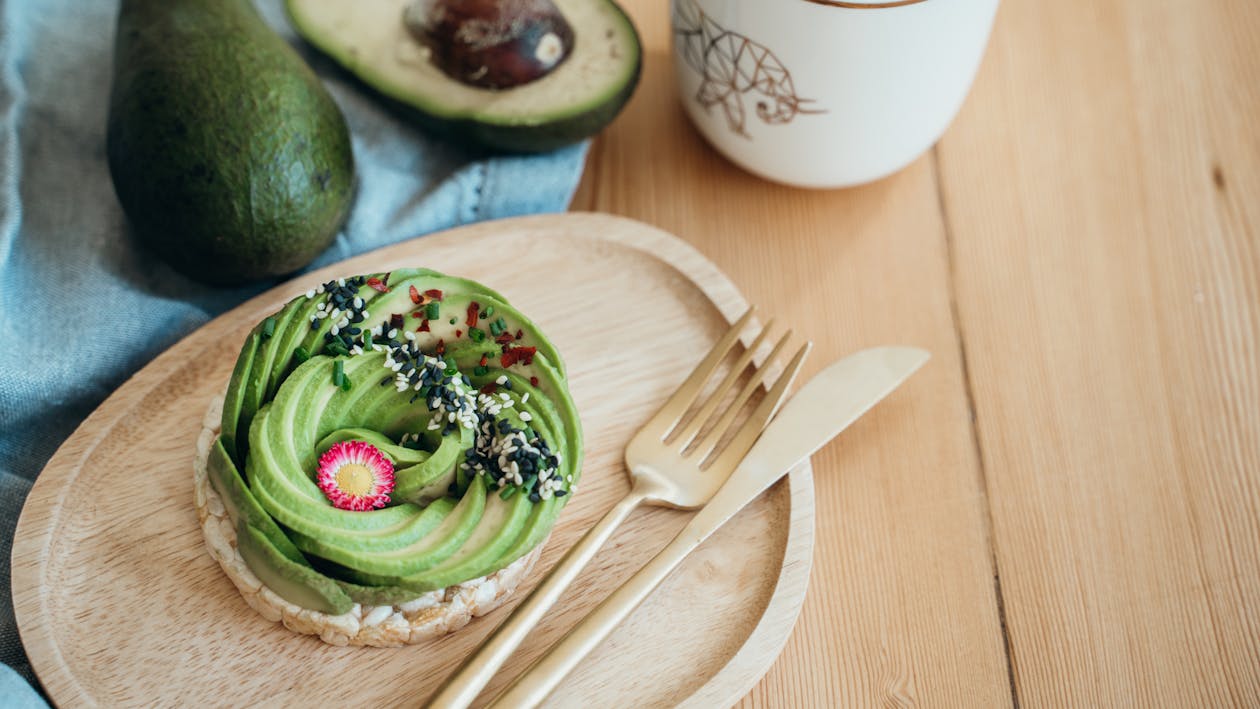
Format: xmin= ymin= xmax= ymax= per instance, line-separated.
xmin=487 ymin=498 xmax=726 ymax=709
xmin=427 ymin=489 xmax=648 ymax=709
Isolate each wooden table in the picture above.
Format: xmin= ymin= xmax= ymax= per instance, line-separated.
xmin=573 ymin=0 xmax=1260 ymax=705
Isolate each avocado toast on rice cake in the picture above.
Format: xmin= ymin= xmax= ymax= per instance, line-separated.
xmin=194 ymin=269 xmax=582 ymax=646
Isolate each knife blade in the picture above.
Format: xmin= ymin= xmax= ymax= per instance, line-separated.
xmin=486 ymin=346 xmax=931 ymax=708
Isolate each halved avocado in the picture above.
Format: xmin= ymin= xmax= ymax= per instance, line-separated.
xmin=285 ymin=0 xmax=642 ymax=152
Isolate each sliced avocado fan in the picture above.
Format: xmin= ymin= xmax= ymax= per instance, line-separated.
xmin=216 ymin=270 xmax=582 ymax=608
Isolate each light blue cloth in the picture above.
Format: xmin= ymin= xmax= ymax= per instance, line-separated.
xmin=0 ymin=0 xmax=587 ymax=702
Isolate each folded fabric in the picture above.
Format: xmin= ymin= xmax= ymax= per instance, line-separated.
xmin=0 ymin=0 xmax=587 ymax=701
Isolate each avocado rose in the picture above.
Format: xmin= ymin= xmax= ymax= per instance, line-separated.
xmin=195 ymin=269 xmax=582 ymax=646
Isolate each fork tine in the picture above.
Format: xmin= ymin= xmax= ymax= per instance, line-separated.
xmin=699 ymin=340 xmax=811 ymax=472
xmin=649 ymin=307 xmax=755 ymax=439
xmin=687 ymin=330 xmax=793 ymax=462
xmin=669 ymin=318 xmax=776 ymax=450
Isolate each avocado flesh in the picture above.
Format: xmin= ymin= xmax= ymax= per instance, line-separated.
xmin=238 ymin=525 xmax=355 ymax=615
xmin=106 ymin=0 xmax=355 ymax=285
xmin=220 ymin=331 xmax=260 ymax=466
xmin=285 ymin=0 xmax=641 ymax=152
xmin=222 ymin=270 xmax=583 ymax=608
xmin=316 ymin=428 xmax=432 ymax=465
xmin=206 ymin=439 xmax=354 ymax=613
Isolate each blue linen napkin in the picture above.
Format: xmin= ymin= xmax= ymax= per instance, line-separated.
xmin=0 ymin=0 xmax=588 ymax=701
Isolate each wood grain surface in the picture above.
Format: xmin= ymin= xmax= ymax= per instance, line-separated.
xmin=11 ymin=216 xmax=816 ymax=707
xmin=580 ymin=0 xmax=1260 ymax=705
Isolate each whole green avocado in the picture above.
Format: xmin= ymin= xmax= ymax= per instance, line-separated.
xmin=107 ymin=0 xmax=354 ymax=286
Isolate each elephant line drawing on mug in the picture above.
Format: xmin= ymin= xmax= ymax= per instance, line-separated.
xmin=673 ymin=0 xmax=825 ymax=138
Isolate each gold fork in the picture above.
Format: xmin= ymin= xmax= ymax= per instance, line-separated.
xmin=428 ymin=308 xmax=810 ymax=709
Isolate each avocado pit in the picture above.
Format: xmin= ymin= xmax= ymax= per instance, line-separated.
xmin=403 ymin=0 xmax=575 ymax=89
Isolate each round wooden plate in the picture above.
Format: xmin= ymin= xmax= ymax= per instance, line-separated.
xmin=12 ymin=213 xmax=813 ymax=708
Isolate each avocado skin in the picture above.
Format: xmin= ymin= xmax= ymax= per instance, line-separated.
xmin=106 ymin=0 xmax=354 ymax=286
xmin=403 ymin=56 xmax=641 ymax=154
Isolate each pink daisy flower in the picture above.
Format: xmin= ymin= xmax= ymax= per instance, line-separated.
xmin=316 ymin=441 xmax=395 ymax=511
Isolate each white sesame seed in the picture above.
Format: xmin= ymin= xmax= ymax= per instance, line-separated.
xmin=404 ymin=331 xmax=416 ymax=341
xmin=354 ymin=297 xmax=363 ymax=309
xmin=306 ymin=289 xmax=315 ymax=299
xmin=522 ymin=393 xmax=530 ymax=403
xmin=388 ymin=329 xmax=398 ymax=339
xmin=316 ymin=284 xmax=325 ymax=294
xmin=519 ymin=412 xmax=532 ymax=422
xmin=337 ymin=278 xmax=346 ymax=286
xmin=330 ymin=325 xmax=340 ymax=335
xmin=315 ymin=310 xmax=328 ymax=319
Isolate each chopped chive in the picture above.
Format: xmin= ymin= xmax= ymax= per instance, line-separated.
xmin=474 ymin=365 xmax=489 ymax=376
xmin=292 ymin=346 xmax=310 ymax=364
xmin=521 ymin=473 xmax=538 ymax=492
xmin=425 ymin=301 xmax=440 ymax=320
xmin=444 ymin=366 xmax=458 ymax=376
xmin=261 ymin=316 xmax=276 ymax=339
xmin=449 ymin=317 xmax=457 ymax=325
xmin=327 ymin=342 xmax=349 ymax=357
xmin=499 ymin=485 xmax=518 ymax=500
xmin=363 ymin=332 xmax=372 ymax=349
xmin=468 ymin=327 xmax=485 ymax=343
xmin=332 ymin=360 xmax=345 ymax=387
xmin=340 ymin=376 xmax=352 ymax=391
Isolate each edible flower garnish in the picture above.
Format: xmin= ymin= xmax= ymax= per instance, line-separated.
xmin=316 ymin=441 xmax=395 ymax=511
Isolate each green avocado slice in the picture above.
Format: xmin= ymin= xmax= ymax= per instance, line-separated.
xmin=346 ymin=476 xmax=533 ymax=592
xmin=285 ymin=0 xmax=642 ymax=152
xmin=220 ymin=331 xmax=260 ymax=467
xmin=291 ymin=475 xmax=486 ymax=577
xmin=315 ymin=428 xmax=432 ymax=467
xmin=206 ymin=439 xmax=353 ymax=614
xmin=392 ymin=427 xmax=469 ymax=502
xmin=238 ymin=525 xmax=354 ymax=615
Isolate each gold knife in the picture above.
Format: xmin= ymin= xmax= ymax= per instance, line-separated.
xmin=485 ymin=346 xmax=931 ymax=708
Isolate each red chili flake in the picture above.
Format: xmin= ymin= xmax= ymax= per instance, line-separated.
xmin=389 ymin=313 xmax=405 ymax=330
xmin=424 ymin=289 xmax=443 ymax=300
xmin=465 ymin=302 xmax=480 ymax=328
xmin=455 ymin=329 xmax=463 ymax=338
xmin=495 ymin=332 xmax=515 ymax=345
xmin=530 ymin=376 xmax=539 ymax=387
xmin=409 ymin=285 xmax=421 ymax=304
xmin=436 ymin=339 xmax=445 ymax=355
xmin=412 ymin=311 xmax=424 ymax=318
xmin=417 ymin=319 xmax=430 ymax=332
xmin=479 ymin=355 xmax=489 ymax=367
xmin=501 ymin=346 xmax=537 ymax=368
xmin=366 ymin=277 xmax=390 ymax=293
xmin=480 ymin=383 xmax=498 ymax=394
xmin=515 ymin=329 xmax=524 ymax=340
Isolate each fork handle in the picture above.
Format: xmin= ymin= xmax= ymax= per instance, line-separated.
xmin=486 ymin=502 xmax=719 ymax=709
xmin=427 ymin=489 xmax=647 ymax=709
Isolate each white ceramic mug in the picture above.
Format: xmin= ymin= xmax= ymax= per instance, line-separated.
xmin=671 ymin=0 xmax=999 ymax=188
